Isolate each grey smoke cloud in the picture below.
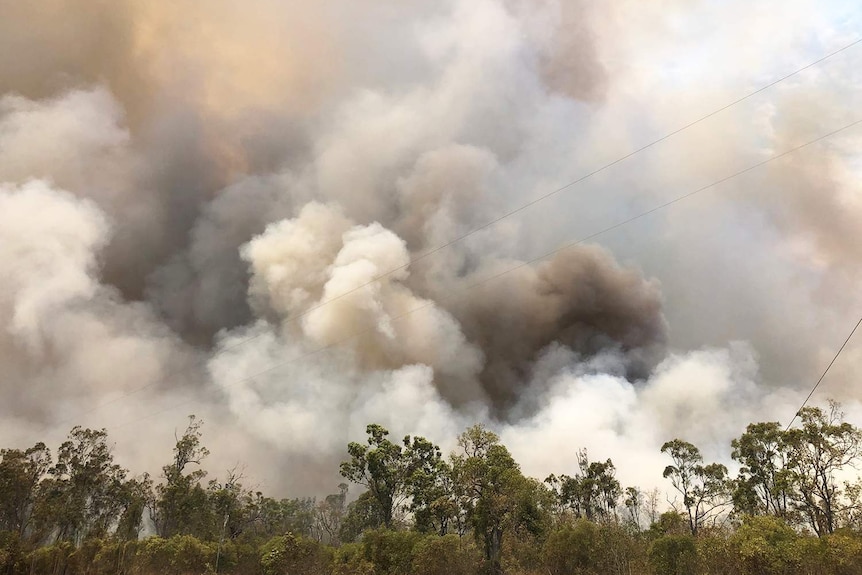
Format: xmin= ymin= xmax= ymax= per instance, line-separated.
xmin=1 ymin=0 xmax=861 ymax=496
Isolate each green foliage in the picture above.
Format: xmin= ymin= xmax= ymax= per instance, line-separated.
xmin=661 ymin=439 xmax=730 ymax=535
xmin=259 ymin=532 xmax=332 ymax=575
xmin=729 ymin=407 xmax=862 ymax=539
xmin=32 ymin=427 xmax=130 ymax=544
xmin=649 ymin=533 xmax=697 ymax=575
xmin=359 ymin=528 xmax=423 ymax=575
xmin=407 ymin=442 xmax=457 ymax=536
xmin=0 ymin=443 xmax=50 ymax=536
xmin=340 ymin=424 xmax=445 ymax=531
xmin=730 ymin=515 xmax=798 ymax=575
xmin=411 ymin=534 xmax=480 ymax=575
xmin=542 ymin=520 xmax=598 ymax=575
xmin=648 ymin=511 xmax=689 ymax=537
xmin=0 ymin=530 xmax=25 ymax=574
xmin=591 ymin=522 xmax=648 ymax=575
xmin=340 ymin=491 xmax=387 ymax=543
xmin=153 ymin=415 xmax=213 ymax=539
xmin=315 ymin=484 xmax=349 ymax=544
xmin=248 ymin=494 xmax=316 ymax=540
xmin=331 ymin=542 xmax=376 ymax=575
xmin=27 ymin=540 xmax=76 ymax=575
xmin=541 ymin=520 xmax=645 ymax=575
xmin=545 ymin=450 xmax=621 ymax=523
xmin=339 ymin=424 xmax=410 ymax=530
xmin=624 ymin=486 xmax=645 ymax=528
xmin=452 ymin=425 xmax=538 ymax=575
xmin=784 ymin=403 xmax=862 ymax=537
xmin=10 ymin=411 xmax=862 ymax=575
xmin=695 ymin=531 xmax=738 ymax=575
xmin=136 ymin=535 xmax=218 ymax=575
xmin=731 ymin=422 xmax=793 ymax=519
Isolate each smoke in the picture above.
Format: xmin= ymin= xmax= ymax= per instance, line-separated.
xmin=0 ymin=180 xmax=193 ymax=424
xmin=1 ymin=0 xmax=861 ymax=495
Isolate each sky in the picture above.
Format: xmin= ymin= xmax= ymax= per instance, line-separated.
xmin=0 ymin=0 xmax=861 ymax=497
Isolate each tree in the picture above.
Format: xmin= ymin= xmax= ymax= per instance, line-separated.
xmin=783 ymin=402 xmax=862 ymax=536
xmin=115 ymin=474 xmax=153 ymax=541
xmin=315 ymin=484 xmax=348 ymax=544
xmin=248 ymin=495 xmax=315 ymax=539
xmin=546 ymin=450 xmax=621 ymax=522
xmin=32 ymin=427 xmax=128 ymax=544
xmin=451 ymin=425 xmax=536 ymax=575
xmin=731 ymin=421 xmax=794 ymax=519
xmin=339 ymin=424 xmax=443 ymax=529
xmin=661 ymin=439 xmax=729 ymax=535
xmin=624 ymin=486 xmax=644 ymax=529
xmin=406 ymin=439 xmax=457 ymax=536
xmin=339 ymin=491 xmax=386 ymax=543
xmin=208 ymin=467 xmax=268 ymax=541
xmin=0 ymin=442 xmax=50 ymax=536
xmin=152 ymin=415 xmax=213 ymax=538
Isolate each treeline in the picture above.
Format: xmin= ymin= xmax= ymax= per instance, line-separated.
xmin=3 ymin=402 xmax=862 ymax=574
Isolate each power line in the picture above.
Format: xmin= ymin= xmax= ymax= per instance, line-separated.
xmin=47 ymin=36 xmax=862 ymax=431
xmin=107 ymin=116 xmax=862 ymax=434
xmin=785 ymin=315 xmax=862 ymax=430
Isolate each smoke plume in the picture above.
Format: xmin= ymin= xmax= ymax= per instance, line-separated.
xmin=1 ymin=0 xmax=861 ymax=495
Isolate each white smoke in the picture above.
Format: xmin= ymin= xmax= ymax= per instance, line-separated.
xmin=1 ymin=0 xmax=860 ymax=497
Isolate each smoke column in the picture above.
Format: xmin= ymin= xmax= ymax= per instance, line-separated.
xmin=1 ymin=0 xmax=861 ymax=493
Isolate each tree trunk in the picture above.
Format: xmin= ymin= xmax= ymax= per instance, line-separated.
xmin=487 ymin=527 xmax=503 ymax=575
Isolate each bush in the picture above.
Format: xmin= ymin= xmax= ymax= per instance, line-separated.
xmin=136 ymin=535 xmax=217 ymax=575
xmin=542 ymin=520 xmax=598 ymax=575
xmin=411 ymin=534 xmax=480 ymax=575
xmin=360 ymin=528 xmax=422 ymax=575
xmin=593 ymin=523 xmax=648 ymax=575
xmin=27 ymin=541 xmax=75 ymax=575
xmin=695 ymin=530 xmax=737 ymax=575
xmin=92 ymin=539 xmax=138 ymax=575
xmin=823 ymin=531 xmax=862 ymax=575
xmin=0 ymin=531 xmax=25 ymax=575
xmin=649 ymin=534 xmax=697 ymax=575
xmin=259 ymin=533 xmax=331 ymax=575
xmin=331 ymin=543 xmax=375 ymax=575
xmin=731 ymin=515 xmax=798 ymax=575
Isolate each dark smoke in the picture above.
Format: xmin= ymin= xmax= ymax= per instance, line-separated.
xmin=1 ymin=0 xmax=859 ymax=495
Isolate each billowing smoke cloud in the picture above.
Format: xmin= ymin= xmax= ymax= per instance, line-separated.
xmin=1 ymin=0 xmax=861 ymax=495
xmin=0 ymin=180 xmax=193 ymax=427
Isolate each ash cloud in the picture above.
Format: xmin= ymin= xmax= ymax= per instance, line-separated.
xmin=1 ymin=0 xmax=861 ymax=495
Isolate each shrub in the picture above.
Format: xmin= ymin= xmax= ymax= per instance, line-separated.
xmin=136 ymin=535 xmax=217 ymax=575
xmin=332 ymin=543 xmax=375 ymax=575
xmin=649 ymin=534 xmax=697 ymax=575
xmin=411 ymin=534 xmax=480 ymax=575
xmin=542 ymin=520 xmax=598 ymax=575
xmin=259 ymin=533 xmax=331 ymax=575
xmin=360 ymin=528 xmax=422 ymax=575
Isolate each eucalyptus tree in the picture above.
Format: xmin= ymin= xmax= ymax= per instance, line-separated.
xmin=451 ymin=425 xmax=539 ymax=575
xmin=33 ymin=427 xmax=129 ymax=544
xmin=661 ymin=439 xmax=729 ymax=535
xmin=340 ymin=423 xmax=444 ymax=530
xmin=152 ymin=415 xmax=213 ymax=538
xmin=0 ymin=442 xmax=50 ymax=536
xmin=783 ymin=403 xmax=862 ymax=536
xmin=546 ymin=450 xmax=621 ymax=522
xmin=731 ymin=421 xmax=794 ymax=518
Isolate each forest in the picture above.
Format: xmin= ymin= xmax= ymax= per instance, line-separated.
xmin=4 ymin=403 xmax=862 ymax=575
